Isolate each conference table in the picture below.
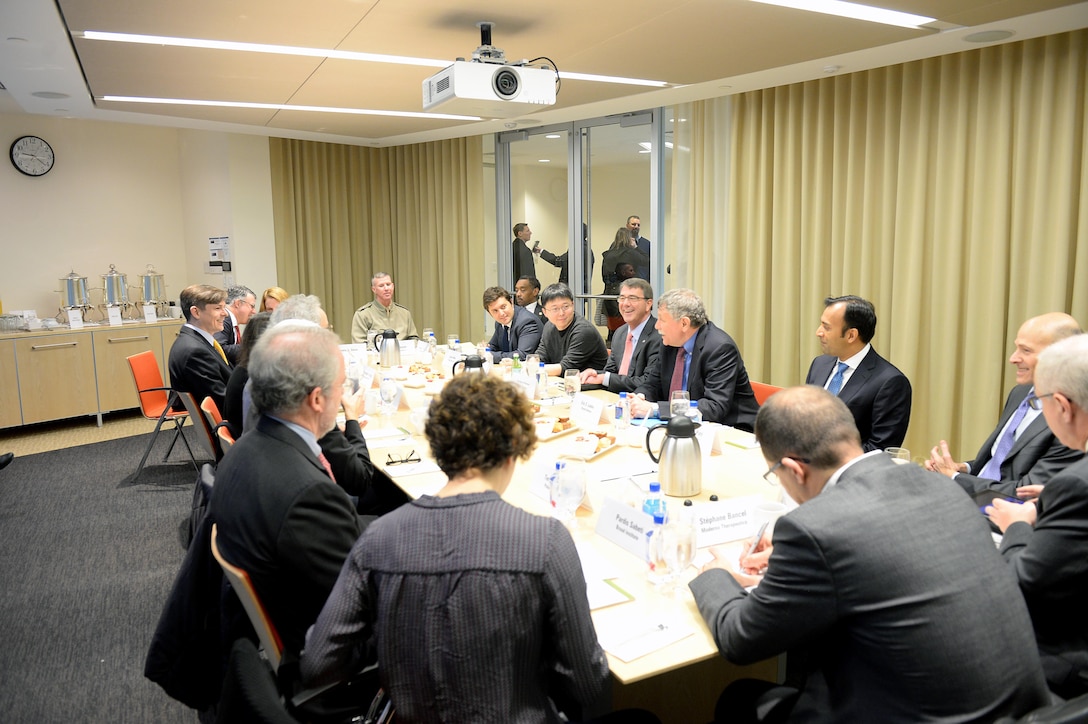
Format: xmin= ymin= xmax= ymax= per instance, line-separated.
xmin=353 ymin=360 xmax=785 ymax=722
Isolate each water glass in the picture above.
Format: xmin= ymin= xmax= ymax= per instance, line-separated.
xmin=379 ymin=377 xmax=398 ymax=415
xmin=885 ymin=447 xmax=911 ymax=464
xmin=662 ymin=521 xmax=698 ymax=593
xmin=446 ymin=334 xmax=459 ymax=350
xmin=670 ymin=390 xmax=690 ymax=417
xmin=564 ymin=369 xmax=581 ymax=396
xmin=549 ymin=461 xmax=586 ymax=525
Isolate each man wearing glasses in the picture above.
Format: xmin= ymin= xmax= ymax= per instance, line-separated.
xmin=215 ymin=284 xmax=257 ymax=364
xmin=580 ymin=278 xmax=660 ymax=393
xmin=926 ymin=313 xmax=1083 ymax=498
xmin=688 ymin=385 xmax=1049 ymax=722
xmin=535 ymin=283 xmax=608 ymax=377
xmin=986 ymin=334 xmax=1088 ymax=699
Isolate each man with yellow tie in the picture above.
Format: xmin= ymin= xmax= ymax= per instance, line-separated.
xmin=169 ymin=284 xmax=232 ymax=413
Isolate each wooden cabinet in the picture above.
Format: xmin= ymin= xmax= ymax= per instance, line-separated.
xmin=15 ymin=332 xmax=98 ymax=424
xmin=92 ymin=326 xmax=165 ymax=413
xmin=0 ymin=340 xmax=20 ymax=428
xmin=0 ymin=319 xmax=183 ymax=429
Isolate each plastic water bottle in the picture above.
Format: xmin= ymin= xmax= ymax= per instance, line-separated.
xmin=427 ymin=332 xmax=437 ymax=360
xmin=615 ymin=392 xmax=631 ymax=430
xmin=512 ymin=352 xmax=522 ymax=373
xmin=646 ymin=511 xmax=670 ymax=585
xmin=535 ymin=362 xmax=548 ymax=399
xmin=687 ymin=401 xmax=702 ymax=424
xmin=642 ymin=481 xmax=665 ymax=518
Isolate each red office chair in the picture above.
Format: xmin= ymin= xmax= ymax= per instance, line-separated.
xmin=751 ymin=381 xmax=784 ymax=406
xmin=126 ymin=351 xmax=198 ymax=479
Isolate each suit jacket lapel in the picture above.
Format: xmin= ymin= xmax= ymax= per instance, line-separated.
xmin=837 ymin=349 xmax=876 ymax=404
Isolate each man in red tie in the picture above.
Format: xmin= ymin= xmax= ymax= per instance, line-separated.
xmin=580 ymin=278 xmax=660 ymax=393
xmin=215 ymin=284 xmax=257 ymax=364
xmin=629 ymin=288 xmax=759 ymax=431
xmin=210 ymin=321 xmax=366 ymax=660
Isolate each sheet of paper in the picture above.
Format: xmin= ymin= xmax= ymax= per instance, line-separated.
xmin=586 ymin=578 xmax=635 ymax=610
xmin=597 ymin=613 xmax=697 ymax=662
xmin=386 ymin=460 xmax=441 ymax=477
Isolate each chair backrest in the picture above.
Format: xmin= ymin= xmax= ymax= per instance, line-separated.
xmin=200 ymin=397 xmax=225 ymax=454
xmin=180 ymin=392 xmax=221 ymax=462
xmin=751 ymin=381 xmax=784 ymax=406
xmin=210 ymin=524 xmax=284 ymax=672
xmin=126 ymin=351 xmax=170 ymax=417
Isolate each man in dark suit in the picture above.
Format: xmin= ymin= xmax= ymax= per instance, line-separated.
xmin=580 ymin=278 xmax=660 ymax=393
xmin=805 ymin=295 xmax=911 ymax=452
xmin=626 ymin=215 xmax=651 ymax=281
xmin=214 ymin=284 xmax=256 ymax=364
xmin=482 ymin=286 xmax=541 ymax=362
xmin=511 ymin=222 xmax=536 ymax=282
xmin=209 ymin=321 xmax=364 ymax=658
xmin=690 ymin=386 xmax=1049 ymax=723
xmin=168 ymin=284 xmax=231 ymax=412
xmin=514 ymin=275 xmax=546 ymax=322
xmin=631 ymin=288 xmax=759 ymax=430
xmin=927 ymin=313 xmax=1083 ymax=497
xmin=988 ymin=334 xmax=1088 ymax=698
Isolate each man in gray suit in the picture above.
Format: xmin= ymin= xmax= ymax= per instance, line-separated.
xmin=579 ymin=278 xmax=660 ymax=393
xmin=988 ymin=334 xmax=1088 ymax=698
xmin=926 ymin=312 xmax=1083 ymax=497
xmin=689 ymin=385 xmax=1048 ymax=723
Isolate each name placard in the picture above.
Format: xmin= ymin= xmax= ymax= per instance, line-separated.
xmin=595 ymin=497 xmax=653 ymax=560
xmin=142 ymin=305 xmax=158 ymax=324
xmin=66 ymin=309 xmax=83 ymax=329
xmin=694 ymin=496 xmax=762 ymax=547
xmin=569 ymin=393 xmax=606 ymax=429
xmin=357 ymin=365 xmax=377 ymax=392
xmin=107 ymin=306 xmax=124 ymax=326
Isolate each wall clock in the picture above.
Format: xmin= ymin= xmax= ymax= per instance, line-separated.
xmin=9 ymin=135 xmax=55 ymax=177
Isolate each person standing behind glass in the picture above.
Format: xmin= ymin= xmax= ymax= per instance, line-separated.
xmin=301 ymin=374 xmax=620 ymax=722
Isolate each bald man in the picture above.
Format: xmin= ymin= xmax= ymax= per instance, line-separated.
xmin=927 ymin=312 xmax=1084 ymax=498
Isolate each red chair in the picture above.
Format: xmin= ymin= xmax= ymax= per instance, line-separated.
xmin=751 ymin=381 xmax=784 ymax=406
xmin=126 ymin=351 xmax=198 ymax=479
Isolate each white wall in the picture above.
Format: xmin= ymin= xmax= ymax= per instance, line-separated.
xmin=0 ymin=114 xmax=276 ymax=318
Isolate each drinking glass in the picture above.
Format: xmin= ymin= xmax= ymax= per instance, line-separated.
xmin=670 ymin=390 xmax=690 ymax=417
xmin=446 ymin=334 xmax=459 ymax=351
xmin=564 ymin=369 xmax=581 ymax=396
xmin=422 ymin=327 xmax=434 ymax=340
xmin=549 ymin=461 xmax=586 ymax=526
xmin=885 ymin=447 xmax=911 ymax=464
xmin=379 ymin=377 xmax=398 ymax=415
xmin=662 ymin=521 xmax=697 ymax=594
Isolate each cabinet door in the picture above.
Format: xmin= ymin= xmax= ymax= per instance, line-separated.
xmin=0 ymin=340 xmax=21 ymax=428
xmin=93 ymin=327 xmax=164 ymax=413
xmin=16 ymin=333 xmax=98 ymax=424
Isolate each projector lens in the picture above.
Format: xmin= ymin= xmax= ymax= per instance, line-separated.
xmin=493 ymin=68 xmax=520 ymax=99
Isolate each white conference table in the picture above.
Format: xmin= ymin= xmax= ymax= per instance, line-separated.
xmin=356 ymin=370 xmax=784 ymax=720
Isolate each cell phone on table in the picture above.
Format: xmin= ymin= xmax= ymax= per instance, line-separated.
xmin=971 ymin=489 xmax=1023 ymax=515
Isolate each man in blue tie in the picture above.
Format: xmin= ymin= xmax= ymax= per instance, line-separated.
xmin=804 ymin=295 xmax=912 ymax=452
xmin=926 ymin=312 xmax=1083 ymax=498
xmin=482 ymin=286 xmax=541 ymax=362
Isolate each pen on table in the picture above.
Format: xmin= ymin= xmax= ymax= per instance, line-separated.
xmin=747 ymin=521 xmax=769 ymax=558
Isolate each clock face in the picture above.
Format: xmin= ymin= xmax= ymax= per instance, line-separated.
xmin=10 ymin=135 xmax=55 ymax=177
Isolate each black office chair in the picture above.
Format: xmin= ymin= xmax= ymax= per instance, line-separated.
xmin=996 ymin=691 xmax=1088 ymax=724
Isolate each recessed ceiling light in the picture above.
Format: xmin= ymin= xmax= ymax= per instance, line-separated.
xmin=99 ymin=95 xmax=482 ymax=121
xmin=964 ymin=30 xmax=1014 ymax=43
xmin=538 ymin=159 xmax=551 ymax=163
xmin=545 ymin=134 xmax=561 ymax=139
xmin=80 ymin=31 xmax=669 ymax=87
xmin=748 ymin=0 xmax=935 ymax=29
xmin=33 ymin=91 xmax=70 ymax=99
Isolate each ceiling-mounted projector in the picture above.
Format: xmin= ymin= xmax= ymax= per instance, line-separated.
xmin=422 ymin=22 xmax=557 ymax=118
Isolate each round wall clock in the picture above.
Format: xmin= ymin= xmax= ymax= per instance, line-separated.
xmin=9 ymin=135 xmax=55 ymax=177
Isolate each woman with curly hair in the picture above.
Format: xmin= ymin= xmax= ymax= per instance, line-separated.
xmin=301 ymin=374 xmax=614 ymax=722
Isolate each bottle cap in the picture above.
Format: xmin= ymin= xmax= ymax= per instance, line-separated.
xmin=653 ymin=512 xmax=666 ymax=524
xmin=619 ymin=392 xmax=627 ymax=399
xmin=648 ymin=481 xmax=661 ymax=493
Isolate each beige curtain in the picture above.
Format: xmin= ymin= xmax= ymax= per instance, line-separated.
xmin=269 ymin=136 xmax=485 ymax=344
xmin=672 ymin=29 xmax=1088 ymax=458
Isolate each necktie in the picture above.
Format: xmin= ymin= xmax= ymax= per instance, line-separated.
xmin=619 ymin=332 xmax=635 ymax=376
xmin=501 ymin=325 xmax=511 ymax=353
xmin=317 ymin=452 xmax=337 ymax=483
xmin=235 ymin=324 xmax=241 ymax=344
xmin=827 ymin=361 xmax=849 ymax=395
xmin=668 ymin=347 xmax=687 ymax=396
xmin=212 ymin=339 xmax=229 ymax=366
xmin=978 ymin=395 xmax=1033 ymax=480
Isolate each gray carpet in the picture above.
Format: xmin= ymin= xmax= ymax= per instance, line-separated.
xmin=0 ymin=429 xmax=209 ymax=723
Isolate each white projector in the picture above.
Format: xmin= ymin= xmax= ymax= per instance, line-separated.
xmin=422 ymin=61 xmax=557 ymax=118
